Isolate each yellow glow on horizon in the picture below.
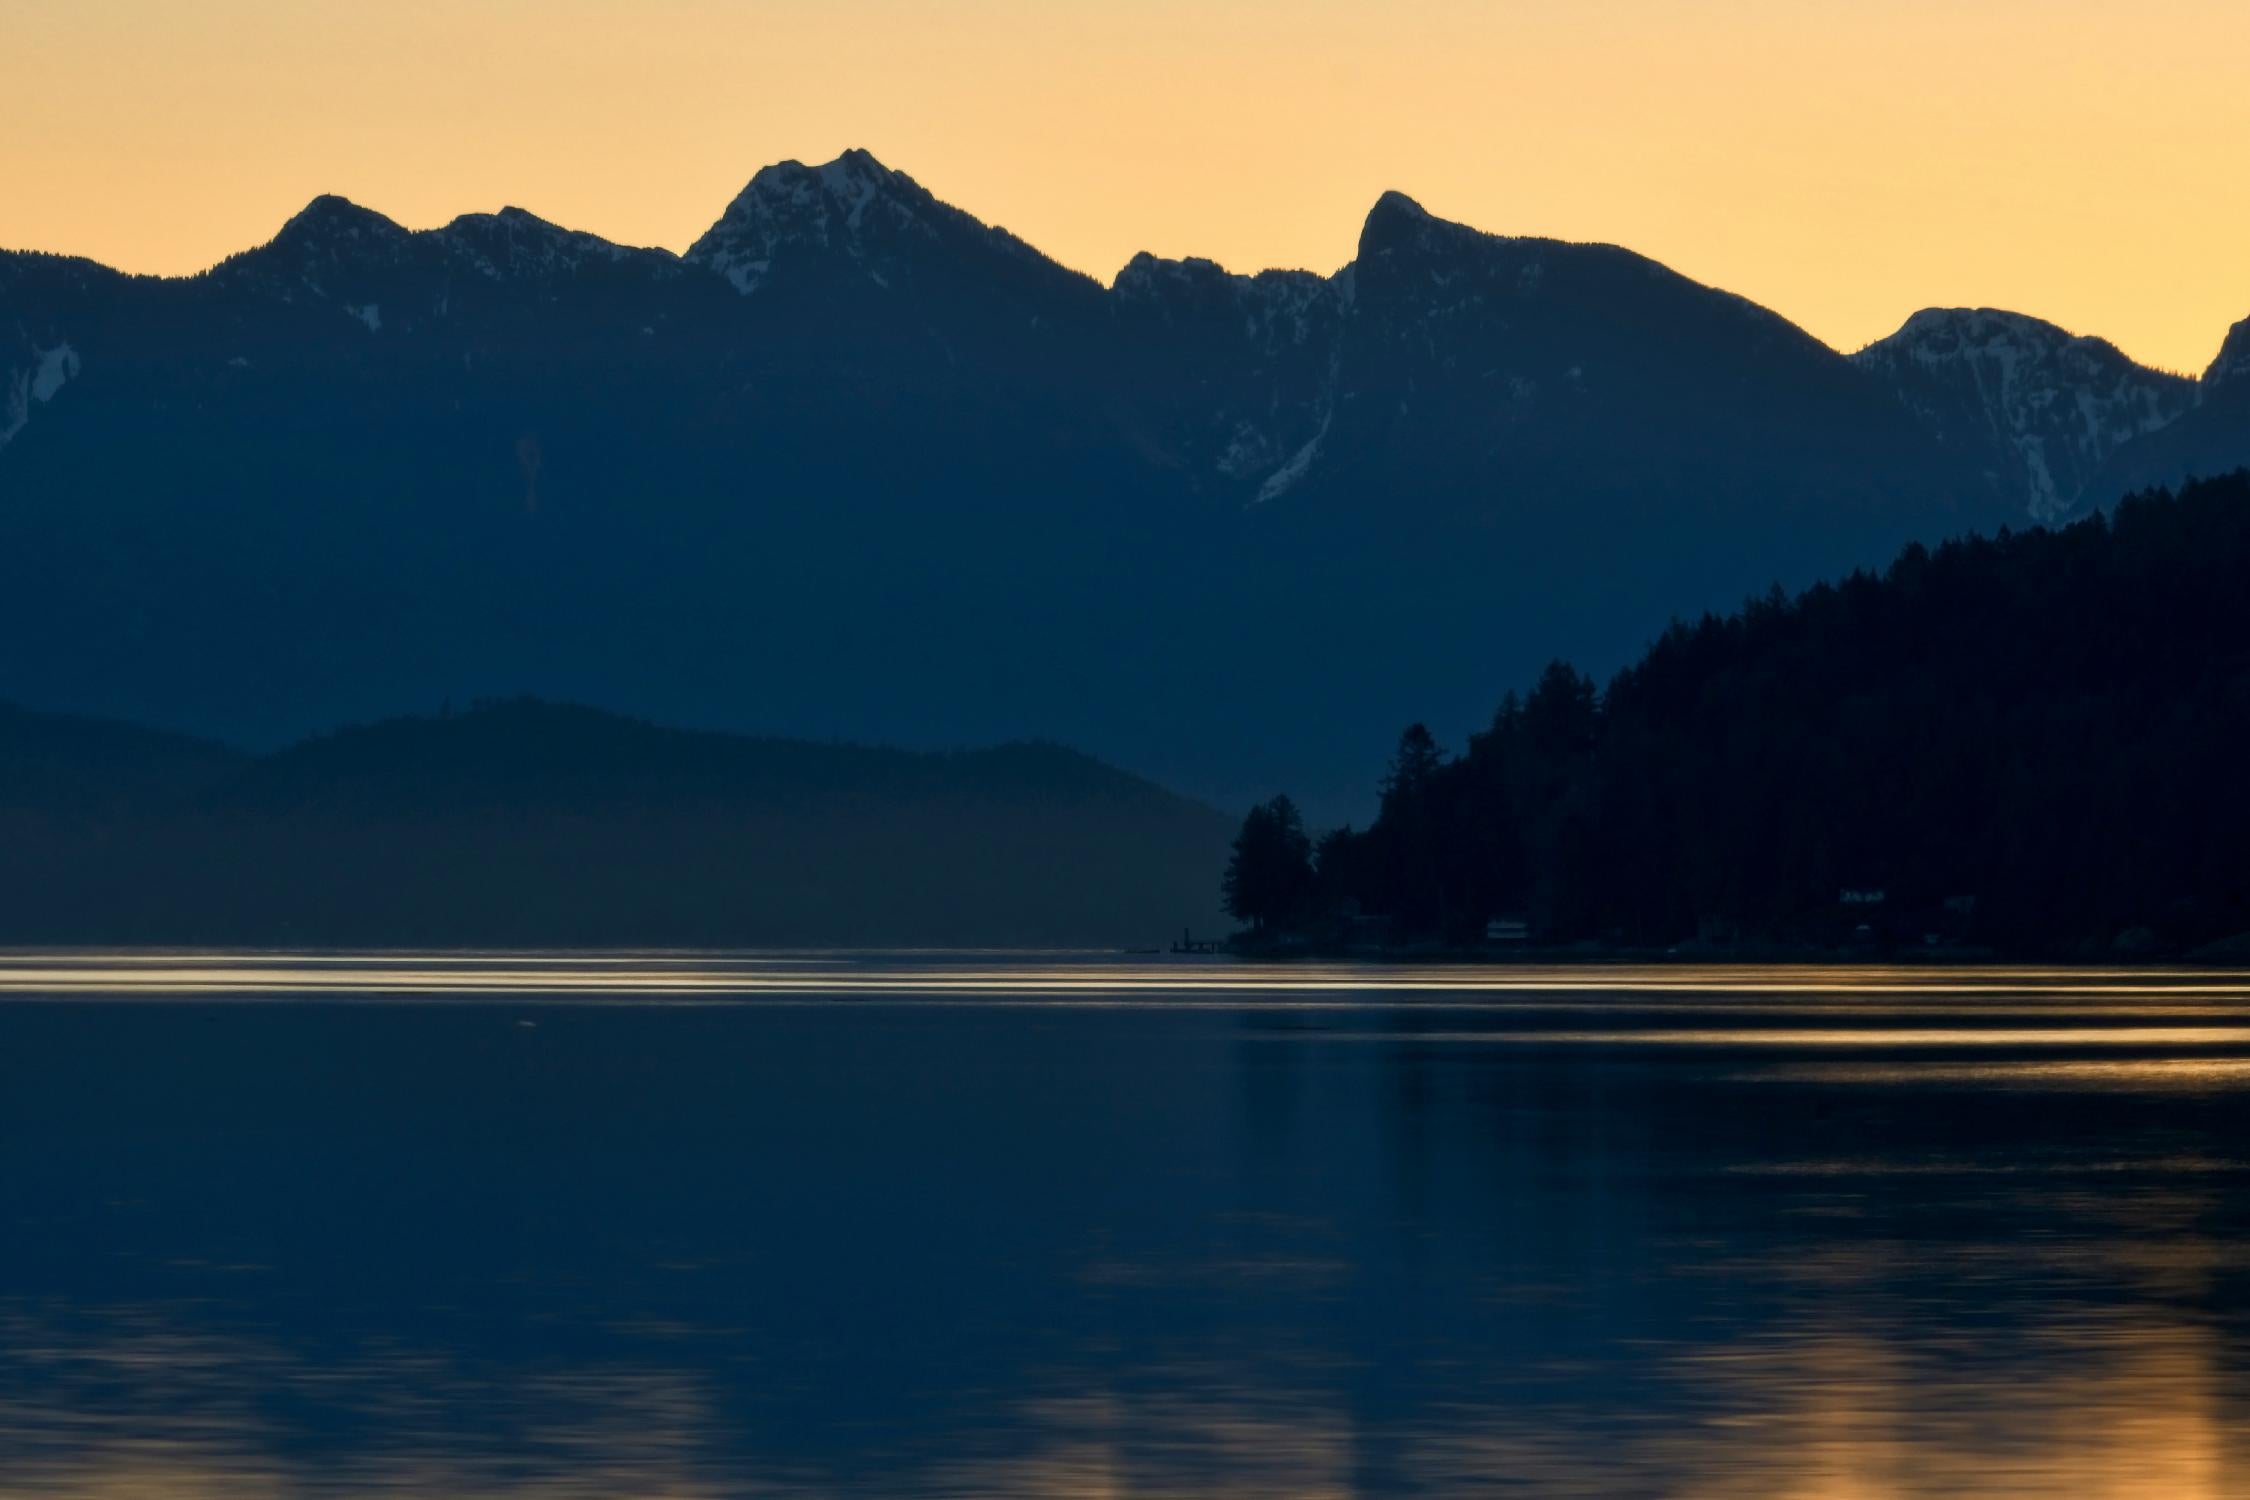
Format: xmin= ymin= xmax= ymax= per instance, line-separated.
xmin=2 ymin=0 xmax=2247 ymax=373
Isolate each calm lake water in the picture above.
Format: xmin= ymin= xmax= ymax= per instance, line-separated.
xmin=3 ymin=953 xmax=2248 ymax=1496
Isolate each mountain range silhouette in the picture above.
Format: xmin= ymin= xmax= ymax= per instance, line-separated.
xmin=4 ymin=150 xmax=2244 ymax=811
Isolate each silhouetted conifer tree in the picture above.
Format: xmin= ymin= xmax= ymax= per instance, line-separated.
xmin=1223 ymin=795 xmax=1316 ymax=931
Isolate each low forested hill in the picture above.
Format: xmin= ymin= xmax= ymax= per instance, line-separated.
xmin=0 ymin=700 xmax=1231 ymax=946
xmin=1260 ymin=471 xmax=2250 ymax=956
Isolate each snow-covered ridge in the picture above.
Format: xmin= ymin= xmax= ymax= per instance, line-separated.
xmin=1853 ymin=307 xmax=2194 ymax=520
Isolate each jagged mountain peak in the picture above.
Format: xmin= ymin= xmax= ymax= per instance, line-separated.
xmin=1107 ymin=250 xmax=1339 ymax=499
xmin=684 ymin=147 xmax=1066 ymax=297
xmin=1894 ymin=305 xmax=2052 ymax=336
xmin=435 ymin=206 xmax=676 ymax=281
xmin=1368 ymin=189 xmax=1433 ymax=225
xmin=1113 ymin=253 xmax=1334 ymax=360
xmin=821 ymin=146 xmax=894 ymax=186
xmin=1113 ymin=251 xmax=1233 ymax=296
xmin=1357 ymin=190 xmax=1454 ymax=259
xmin=213 ymin=193 xmax=684 ymax=312
xmin=1855 ymin=305 xmax=2189 ymax=397
xmin=1343 ymin=184 xmax=1814 ymax=371
xmin=207 ymin=193 xmax=415 ymax=303
xmin=1348 ymin=191 xmax=1667 ymax=304
xmin=268 ymin=194 xmax=412 ymax=253
xmin=2207 ymin=315 xmax=2250 ymax=389
xmin=1349 ymin=191 xmax=1556 ymax=322
xmin=440 ymin=204 xmax=573 ymax=244
xmin=1113 ymin=252 xmax=1326 ymax=304
xmin=740 ymin=147 xmax=910 ymax=206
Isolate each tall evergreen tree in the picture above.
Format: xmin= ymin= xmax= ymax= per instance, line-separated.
xmin=1222 ymin=795 xmax=1315 ymax=931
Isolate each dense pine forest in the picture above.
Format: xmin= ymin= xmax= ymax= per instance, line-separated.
xmin=1226 ymin=471 xmax=2250 ymax=957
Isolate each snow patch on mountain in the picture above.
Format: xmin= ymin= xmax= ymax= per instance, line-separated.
xmin=1 ymin=343 xmax=81 ymax=452
xmin=1214 ymin=421 xmax=1279 ymax=479
xmin=31 ymin=343 xmax=79 ymax=402
xmin=1 ymin=376 xmax=25 ymax=452
xmin=1853 ymin=308 xmax=2194 ymax=520
xmin=1256 ymin=412 xmax=1330 ymax=503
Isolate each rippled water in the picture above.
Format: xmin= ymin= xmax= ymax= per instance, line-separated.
xmin=3 ymin=953 xmax=2247 ymax=1495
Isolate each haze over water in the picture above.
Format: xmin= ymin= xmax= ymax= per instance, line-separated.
xmin=3 ymin=953 xmax=2246 ymax=1495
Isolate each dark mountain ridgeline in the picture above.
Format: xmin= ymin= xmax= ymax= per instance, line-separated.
xmin=4 ymin=151 xmax=2247 ymax=814
xmin=1244 ymin=472 xmax=2250 ymax=957
xmin=0 ymin=700 xmax=1232 ymax=946
xmin=0 ymin=700 xmax=244 ymax=810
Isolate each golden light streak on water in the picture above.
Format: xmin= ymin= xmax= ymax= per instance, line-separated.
xmin=1302 ymin=1028 xmax=2250 ymax=1047
xmin=1765 ymin=1058 xmax=2250 ymax=1090
xmin=5 ymin=955 xmax=2250 ymax=1006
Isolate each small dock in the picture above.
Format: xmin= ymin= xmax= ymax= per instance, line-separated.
xmin=1169 ymin=929 xmax=1228 ymax=955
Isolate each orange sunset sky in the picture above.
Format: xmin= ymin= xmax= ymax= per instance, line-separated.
xmin=4 ymin=0 xmax=2246 ymax=374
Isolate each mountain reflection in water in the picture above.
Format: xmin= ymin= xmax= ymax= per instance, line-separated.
xmin=1 ymin=954 xmax=2246 ymax=1496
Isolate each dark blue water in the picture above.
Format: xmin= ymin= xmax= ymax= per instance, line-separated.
xmin=2 ymin=955 xmax=2247 ymax=1494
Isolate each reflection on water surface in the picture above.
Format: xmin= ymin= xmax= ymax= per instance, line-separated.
xmin=2 ymin=953 xmax=2247 ymax=1495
